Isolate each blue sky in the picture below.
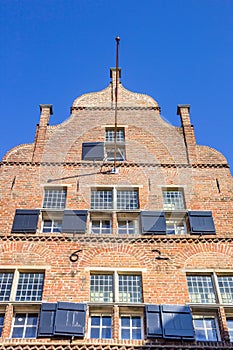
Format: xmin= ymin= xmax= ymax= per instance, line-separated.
xmin=1 ymin=0 xmax=233 ymax=172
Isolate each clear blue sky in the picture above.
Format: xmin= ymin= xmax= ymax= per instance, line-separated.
xmin=1 ymin=0 xmax=233 ymax=171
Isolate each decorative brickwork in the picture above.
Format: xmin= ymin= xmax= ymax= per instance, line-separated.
xmin=0 ymin=68 xmax=233 ymax=348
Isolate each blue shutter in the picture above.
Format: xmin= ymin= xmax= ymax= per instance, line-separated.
xmin=54 ymin=302 xmax=86 ymax=336
xmin=37 ymin=303 xmax=57 ymax=337
xmin=141 ymin=211 xmax=166 ymax=234
xmin=82 ymin=142 xmax=104 ymax=161
xmin=161 ymin=304 xmax=195 ymax=340
xmin=62 ymin=210 xmax=88 ymax=233
xmin=188 ymin=211 xmax=216 ymax=234
xmin=146 ymin=305 xmax=163 ymax=338
xmin=11 ymin=209 xmax=40 ymax=233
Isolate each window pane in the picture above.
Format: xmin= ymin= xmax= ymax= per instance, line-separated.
xmin=91 ymin=190 xmax=113 ymax=210
xmin=132 ymin=316 xmax=141 ymax=327
xmin=187 ymin=276 xmax=216 ymax=303
xmin=15 ymin=273 xmax=44 ymax=301
xmin=90 ymin=275 xmax=113 ymax=302
xmin=121 ymin=316 xmax=130 ymax=327
xmin=43 ymin=189 xmax=66 ymax=209
xmin=132 ymin=328 xmax=142 ymax=339
xmin=25 ymin=327 xmax=37 ymax=338
xmin=102 ymin=316 xmax=111 ymax=326
xmin=117 ymin=190 xmax=139 ymax=210
xmin=119 ymin=275 xmax=142 ymax=303
xmin=0 ymin=314 xmax=4 ymax=336
xmin=121 ymin=329 xmax=130 ymax=339
xmin=163 ymin=190 xmax=185 ymax=210
xmin=12 ymin=327 xmax=24 ymax=338
xmin=91 ymin=316 xmax=100 ymax=326
xmin=0 ymin=272 xmax=13 ymax=301
xmin=90 ymin=328 xmax=100 ymax=338
xmin=102 ymin=327 xmax=112 ymax=339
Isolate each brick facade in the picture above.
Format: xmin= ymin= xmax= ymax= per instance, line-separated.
xmin=0 ymin=68 xmax=233 ymax=349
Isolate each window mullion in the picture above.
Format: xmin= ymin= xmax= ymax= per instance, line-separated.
xmin=213 ymin=272 xmax=221 ymax=303
xmin=113 ymin=188 xmax=117 ymax=210
xmin=114 ymin=271 xmax=118 ymax=302
xmin=10 ymin=270 xmax=19 ymax=301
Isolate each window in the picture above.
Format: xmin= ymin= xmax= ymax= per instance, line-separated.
xmin=90 ymin=273 xmax=142 ymax=303
xmin=89 ymin=315 xmax=112 ymax=339
xmin=193 ymin=316 xmax=220 ymax=341
xmin=187 ymin=275 xmax=216 ymax=304
xmin=90 ymin=275 xmax=113 ymax=302
xmin=16 ymin=273 xmax=44 ymax=302
xmin=166 ymin=218 xmax=186 ymax=234
xmin=91 ymin=188 xmax=139 ymax=210
xmin=226 ymin=319 xmax=233 ymax=342
xmin=0 ymin=272 xmax=14 ymax=301
xmin=120 ymin=315 xmax=143 ymax=340
xmin=105 ymin=128 xmax=126 ymax=161
xmin=105 ymin=128 xmax=125 ymax=142
xmin=91 ymin=190 xmax=113 ymax=210
xmin=117 ymin=190 xmax=138 ymax=210
xmin=0 ymin=314 xmax=4 ymax=336
xmin=0 ymin=271 xmax=44 ymax=302
xmin=187 ymin=274 xmax=233 ymax=304
xmin=118 ymin=219 xmax=138 ymax=235
xmin=187 ymin=273 xmax=233 ymax=342
xmin=217 ymin=276 xmax=233 ymax=304
xmin=42 ymin=219 xmax=62 ymax=233
xmin=119 ymin=275 xmax=142 ymax=303
xmin=43 ymin=188 xmax=67 ymax=209
xmin=11 ymin=313 xmax=38 ymax=338
xmin=90 ymin=219 xmax=112 ymax=234
xmin=105 ymin=146 xmax=125 ymax=161
xmin=162 ymin=189 xmax=185 ymax=210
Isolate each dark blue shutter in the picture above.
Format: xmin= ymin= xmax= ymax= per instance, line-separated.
xmin=146 ymin=305 xmax=163 ymax=338
xmin=37 ymin=303 xmax=57 ymax=337
xmin=188 ymin=211 xmax=216 ymax=234
xmin=82 ymin=142 xmax=104 ymax=161
xmin=141 ymin=211 xmax=166 ymax=234
xmin=11 ymin=209 xmax=40 ymax=233
xmin=161 ymin=305 xmax=195 ymax=340
xmin=62 ymin=210 xmax=88 ymax=233
xmin=54 ymin=302 xmax=86 ymax=336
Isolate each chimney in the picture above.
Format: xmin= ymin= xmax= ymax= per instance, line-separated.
xmin=32 ymin=104 xmax=53 ymax=162
xmin=110 ymin=68 xmax=121 ymax=86
xmin=39 ymin=104 xmax=53 ymax=126
xmin=177 ymin=105 xmax=197 ymax=165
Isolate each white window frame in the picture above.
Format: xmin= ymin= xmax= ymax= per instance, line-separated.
xmin=117 ymin=218 xmax=139 ymax=235
xmin=41 ymin=218 xmax=63 ymax=233
xmin=42 ymin=187 xmax=67 ymax=209
xmin=119 ymin=314 xmax=144 ymax=340
xmin=105 ymin=127 xmax=125 ymax=143
xmin=91 ymin=187 xmax=139 ymax=211
xmin=0 ymin=269 xmax=44 ymax=302
xmin=193 ymin=315 xmax=221 ymax=342
xmin=187 ymin=272 xmax=233 ymax=305
xmin=90 ymin=218 xmax=112 ymax=235
xmin=162 ymin=188 xmax=185 ymax=210
xmin=226 ymin=318 xmax=233 ymax=342
xmin=88 ymin=313 xmax=112 ymax=339
xmin=166 ymin=217 xmax=187 ymax=234
xmin=90 ymin=271 xmax=143 ymax=304
xmin=11 ymin=312 xmax=39 ymax=339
